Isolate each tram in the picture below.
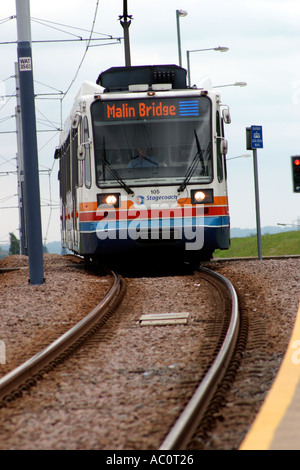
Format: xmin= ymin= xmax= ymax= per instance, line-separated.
xmin=55 ymin=64 xmax=231 ymax=262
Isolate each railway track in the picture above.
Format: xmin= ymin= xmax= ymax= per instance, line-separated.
xmin=0 ymin=269 xmax=126 ymax=408
xmin=0 ymin=259 xmax=246 ymax=450
xmin=1 ymin=254 xmax=297 ymax=450
xmin=159 ymin=266 xmax=242 ymax=449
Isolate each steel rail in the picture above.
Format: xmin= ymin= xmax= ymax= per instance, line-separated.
xmin=0 ymin=270 xmax=123 ymax=406
xmin=159 ymin=267 xmax=239 ymax=450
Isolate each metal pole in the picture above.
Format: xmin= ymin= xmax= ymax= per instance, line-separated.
xmin=15 ymin=0 xmax=44 ymax=284
xmin=176 ymin=10 xmax=182 ymax=67
xmin=187 ymin=51 xmax=191 ymax=86
xmin=253 ymin=149 xmax=262 ymax=260
xmin=119 ymin=0 xmax=132 ymax=66
xmin=14 ymin=62 xmax=27 ymax=255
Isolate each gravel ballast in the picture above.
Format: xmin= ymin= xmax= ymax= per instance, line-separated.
xmin=0 ymin=254 xmax=299 ymax=450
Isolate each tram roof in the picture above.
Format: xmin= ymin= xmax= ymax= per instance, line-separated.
xmin=96 ymin=65 xmax=187 ymax=92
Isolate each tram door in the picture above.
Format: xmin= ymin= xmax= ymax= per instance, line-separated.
xmin=71 ymin=126 xmax=79 ymax=249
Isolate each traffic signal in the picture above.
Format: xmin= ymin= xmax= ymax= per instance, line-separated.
xmin=291 ymin=156 xmax=300 ymax=192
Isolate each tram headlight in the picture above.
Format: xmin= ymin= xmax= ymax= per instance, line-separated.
xmin=105 ymin=195 xmax=118 ymax=205
xmin=194 ymin=191 xmax=206 ymax=202
xmin=191 ymin=189 xmax=213 ymax=204
xmin=97 ymin=192 xmax=120 ymax=208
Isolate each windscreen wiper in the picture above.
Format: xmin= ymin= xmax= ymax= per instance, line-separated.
xmin=102 ymin=137 xmax=134 ymax=195
xmin=177 ymin=130 xmax=205 ymax=193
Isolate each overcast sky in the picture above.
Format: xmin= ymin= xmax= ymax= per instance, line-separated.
xmin=0 ymin=0 xmax=299 ymax=244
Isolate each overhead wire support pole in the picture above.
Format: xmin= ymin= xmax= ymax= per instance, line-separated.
xmin=15 ymin=0 xmax=44 ymax=284
xmin=14 ymin=62 xmax=27 ymax=255
xmin=119 ymin=0 xmax=132 ymax=66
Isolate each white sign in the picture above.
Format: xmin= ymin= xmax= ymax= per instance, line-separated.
xmin=19 ymin=57 xmax=32 ymax=71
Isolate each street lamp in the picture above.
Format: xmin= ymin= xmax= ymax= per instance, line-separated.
xmin=214 ymin=81 xmax=247 ymax=88
xmin=176 ymin=9 xmax=187 ymax=67
xmin=227 ymin=154 xmax=251 ymax=161
xmin=186 ymin=47 xmax=229 ymax=87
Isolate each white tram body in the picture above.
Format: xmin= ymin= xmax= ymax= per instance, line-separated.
xmin=55 ymin=65 xmax=231 ymax=261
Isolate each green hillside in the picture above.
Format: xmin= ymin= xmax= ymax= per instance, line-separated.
xmin=214 ymin=230 xmax=300 ymax=258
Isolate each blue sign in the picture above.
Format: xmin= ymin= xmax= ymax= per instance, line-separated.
xmin=251 ymin=125 xmax=263 ymax=149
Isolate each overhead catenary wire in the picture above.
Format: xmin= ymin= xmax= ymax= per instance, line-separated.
xmin=0 ymin=1 xmax=119 ymax=244
xmin=30 ymin=16 xmax=114 ymax=40
xmin=62 ymin=0 xmax=100 ymax=100
xmin=0 ymin=12 xmax=121 ymax=45
xmin=44 ymin=0 xmax=101 ymax=242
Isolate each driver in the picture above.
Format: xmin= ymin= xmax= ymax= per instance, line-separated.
xmin=128 ymin=148 xmax=158 ymax=168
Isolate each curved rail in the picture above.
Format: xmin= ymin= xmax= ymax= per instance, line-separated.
xmin=159 ymin=267 xmax=239 ymax=450
xmin=0 ymin=270 xmax=124 ymax=406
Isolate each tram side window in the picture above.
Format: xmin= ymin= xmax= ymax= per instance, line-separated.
xmin=65 ymin=136 xmax=71 ymax=195
xmin=83 ymin=116 xmax=91 ymax=188
xmin=71 ymin=127 xmax=78 ymax=190
xmin=59 ymin=158 xmax=65 ymax=203
xmin=58 ymin=135 xmax=71 ymax=206
xmin=216 ymin=111 xmax=223 ymax=182
xmin=60 ymin=136 xmax=71 ymax=203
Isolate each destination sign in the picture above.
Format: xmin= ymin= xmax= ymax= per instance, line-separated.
xmin=100 ymin=98 xmax=202 ymax=121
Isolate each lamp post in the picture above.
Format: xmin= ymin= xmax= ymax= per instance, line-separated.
xmin=213 ymin=81 xmax=247 ymax=88
xmin=227 ymin=154 xmax=251 ymax=161
xmin=278 ymin=219 xmax=300 ymax=230
xmin=176 ymin=9 xmax=187 ymax=67
xmin=186 ymin=47 xmax=229 ymax=87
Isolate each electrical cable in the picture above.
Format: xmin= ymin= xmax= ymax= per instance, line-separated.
xmin=0 ymin=3 xmax=112 ymax=245
xmin=62 ymin=0 xmax=100 ymax=100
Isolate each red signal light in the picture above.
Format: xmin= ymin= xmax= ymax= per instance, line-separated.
xmin=292 ymin=156 xmax=300 ymax=192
